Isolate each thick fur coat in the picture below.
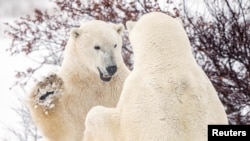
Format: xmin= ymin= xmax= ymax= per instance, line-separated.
xmin=83 ymin=12 xmax=228 ymax=141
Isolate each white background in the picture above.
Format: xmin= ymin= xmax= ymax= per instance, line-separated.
xmin=0 ymin=0 xmax=54 ymax=139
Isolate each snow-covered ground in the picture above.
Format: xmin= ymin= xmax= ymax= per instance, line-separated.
xmin=0 ymin=35 xmax=21 ymax=138
xmin=0 ymin=0 xmax=54 ymax=139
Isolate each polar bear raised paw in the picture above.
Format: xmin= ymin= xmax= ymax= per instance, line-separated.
xmin=32 ymin=74 xmax=64 ymax=110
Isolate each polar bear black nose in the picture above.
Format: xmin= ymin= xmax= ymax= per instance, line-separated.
xmin=106 ymin=66 xmax=117 ymax=75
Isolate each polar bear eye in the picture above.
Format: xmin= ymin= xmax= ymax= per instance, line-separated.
xmin=94 ymin=46 xmax=101 ymax=50
xmin=114 ymin=44 xmax=117 ymax=48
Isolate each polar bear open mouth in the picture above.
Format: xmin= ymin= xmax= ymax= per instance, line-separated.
xmin=97 ymin=67 xmax=112 ymax=82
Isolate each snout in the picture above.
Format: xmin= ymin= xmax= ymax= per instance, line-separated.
xmin=106 ymin=66 xmax=117 ymax=76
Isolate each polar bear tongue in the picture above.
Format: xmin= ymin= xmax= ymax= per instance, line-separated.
xmin=101 ymin=74 xmax=112 ymax=82
xmin=97 ymin=67 xmax=112 ymax=82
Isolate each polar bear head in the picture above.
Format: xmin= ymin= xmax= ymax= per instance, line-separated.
xmin=126 ymin=12 xmax=192 ymax=67
xmin=69 ymin=20 xmax=124 ymax=82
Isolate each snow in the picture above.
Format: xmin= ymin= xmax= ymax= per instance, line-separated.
xmin=0 ymin=35 xmax=26 ymax=140
xmin=0 ymin=0 xmax=248 ymax=140
xmin=32 ymin=74 xmax=64 ymax=113
xmin=0 ymin=0 xmax=55 ymax=140
xmin=241 ymin=105 xmax=250 ymax=116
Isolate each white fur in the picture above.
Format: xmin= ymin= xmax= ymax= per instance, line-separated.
xmin=83 ymin=12 xmax=228 ymax=141
xmin=27 ymin=20 xmax=129 ymax=141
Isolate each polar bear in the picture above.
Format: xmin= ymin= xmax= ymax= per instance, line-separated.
xmin=27 ymin=20 xmax=129 ymax=141
xmin=83 ymin=12 xmax=228 ymax=141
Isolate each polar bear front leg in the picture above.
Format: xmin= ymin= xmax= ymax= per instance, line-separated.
xmin=27 ymin=74 xmax=72 ymax=141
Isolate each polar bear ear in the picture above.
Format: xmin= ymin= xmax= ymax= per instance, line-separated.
xmin=175 ymin=17 xmax=183 ymax=26
xmin=111 ymin=23 xmax=124 ymax=35
xmin=70 ymin=27 xmax=82 ymax=39
xmin=126 ymin=21 xmax=136 ymax=32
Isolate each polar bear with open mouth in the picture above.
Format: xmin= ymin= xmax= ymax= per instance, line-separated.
xmin=83 ymin=12 xmax=228 ymax=141
xmin=27 ymin=20 xmax=129 ymax=141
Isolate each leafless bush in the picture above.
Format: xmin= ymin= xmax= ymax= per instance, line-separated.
xmin=1 ymin=96 xmax=42 ymax=141
xmin=4 ymin=3 xmax=250 ymax=139
xmin=5 ymin=0 xmax=178 ymax=88
xmin=184 ymin=0 xmax=250 ymax=124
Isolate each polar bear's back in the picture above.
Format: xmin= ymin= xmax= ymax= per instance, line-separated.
xmin=118 ymin=12 xmax=228 ymax=140
xmin=118 ymin=68 xmax=227 ymax=140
